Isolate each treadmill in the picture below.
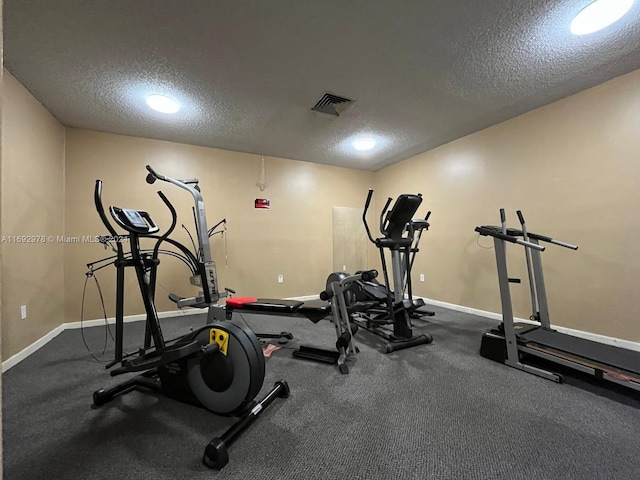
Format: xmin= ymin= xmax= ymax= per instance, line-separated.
xmin=476 ymin=209 xmax=640 ymax=392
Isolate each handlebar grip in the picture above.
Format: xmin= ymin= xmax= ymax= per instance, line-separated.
xmin=550 ymin=239 xmax=579 ymax=250
xmin=362 ymin=190 xmax=376 ymax=244
xmin=94 ymin=179 xmax=119 ymax=237
xmin=320 ymin=290 xmax=333 ymax=301
xmin=145 ymin=165 xmax=166 ymax=182
xmin=364 ymin=189 xmax=374 ymax=211
xmin=157 ymin=190 xmax=172 ymax=207
xmin=500 ymin=208 xmax=506 ymax=223
xmin=95 ymin=179 xmax=102 ymax=202
xmin=156 ymin=190 xmax=178 ymax=238
xmin=146 ymin=165 xmax=201 ymax=193
xmin=515 ymin=238 xmax=545 ymax=251
xmin=360 ymin=269 xmax=378 ymax=282
xmin=380 ymin=197 xmax=393 ymax=234
xmin=516 ymin=210 xmax=525 ymax=225
xmin=424 ymin=211 xmax=431 ymax=221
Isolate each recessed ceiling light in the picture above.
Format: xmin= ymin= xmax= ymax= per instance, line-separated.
xmin=353 ymin=138 xmax=376 ymax=151
xmin=570 ymin=0 xmax=634 ymax=35
xmin=146 ymin=94 xmax=180 ymax=113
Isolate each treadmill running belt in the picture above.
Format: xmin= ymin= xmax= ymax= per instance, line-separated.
xmin=521 ymin=328 xmax=640 ymax=374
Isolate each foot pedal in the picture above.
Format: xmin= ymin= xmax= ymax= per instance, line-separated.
xmin=292 ymin=345 xmax=340 ymax=364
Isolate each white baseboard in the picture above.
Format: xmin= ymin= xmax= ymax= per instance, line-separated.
xmin=1 ymin=296 xmax=316 ymax=372
xmin=419 ymin=296 xmax=640 ymax=353
xmin=5 ymin=296 xmax=640 ymax=372
xmin=62 ymin=307 xmax=204 ymax=330
xmin=1 ymin=307 xmax=205 ymax=373
xmin=424 ymin=297 xmax=504 ymax=322
xmin=2 ymin=325 xmax=67 ymax=372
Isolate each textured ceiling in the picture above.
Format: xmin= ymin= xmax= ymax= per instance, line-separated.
xmin=4 ymin=0 xmax=640 ymax=171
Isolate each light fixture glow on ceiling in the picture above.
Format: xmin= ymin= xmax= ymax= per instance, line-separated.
xmin=146 ymin=94 xmax=180 ymax=113
xmin=570 ymin=0 xmax=634 ymax=35
xmin=353 ymin=138 xmax=376 ymax=151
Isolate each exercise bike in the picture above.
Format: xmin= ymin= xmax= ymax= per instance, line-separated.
xmin=89 ymin=167 xmax=289 ymax=469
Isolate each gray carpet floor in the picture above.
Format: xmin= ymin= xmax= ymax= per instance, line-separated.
xmin=3 ymin=305 xmax=640 ymax=479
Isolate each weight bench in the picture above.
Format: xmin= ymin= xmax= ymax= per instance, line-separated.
xmin=170 ymin=294 xmax=335 ymax=360
xmin=224 ymin=297 xmax=330 ymax=323
xmin=222 ymin=297 xmax=360 ymax=371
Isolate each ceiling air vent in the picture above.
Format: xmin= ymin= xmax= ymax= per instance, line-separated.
xmin=311 ymin=92 xmax=354 ymax=116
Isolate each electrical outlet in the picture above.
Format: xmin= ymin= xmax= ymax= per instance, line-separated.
xmin=419 ymin=274 xmax=425 ymax=282
xmin=343 ymin=265 xmax=347 ymax=271
xmin=278 ymin=275 xmax=284 ymax=283
xmin=21 ymin=305 xmax=27 ymax=319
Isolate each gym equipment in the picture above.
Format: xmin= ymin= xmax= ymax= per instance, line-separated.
xmin=347 ymin=215 xmax=435 ymax=320
xmin=146 ymin=166 xmax=295 ymax=345
xmin=143 ymin=165 xmax=226 ymax=310
xmin=342 ymin=198 xmax=434 ymax=322
xmin=90 ymin=166 xmax=288 ymax=469
xmin=219 ymin=271 xmax=378 ymax=374
xmin=476 ymin=209 xmax=640 ymax=392
xmin=203 ymin=379 xmax=290 ymax=469
xmin=362 ymin=189 xmax=434 ymax=320
xmin=330 ymin=189 xmax=433 ymax=353
xmin=220 ymin=297 xmax=344 ymax=373
xmin=292 ymin=270 xmax=378 ymax=374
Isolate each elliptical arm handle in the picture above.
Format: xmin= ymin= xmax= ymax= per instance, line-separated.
xmin=379 ymin=197 xmax=393 ymax=236
xmin=363 ymin=189 xmax=373 ymax=211
xmin=151 ymin=190 xmax=179 ymax=263
xmin=362 ymin=189 xmax=376 ymax=244
xmin=94 ymin=180 xmax=119 ymax=237
xmin=156 ymin=191 xmax=178 ymax=240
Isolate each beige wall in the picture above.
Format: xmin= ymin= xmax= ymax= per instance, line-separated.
xmin=375 ymin=68 xmax=640 ymax=342
xmin=1 ymin=70 xmax=66 ymax=360
xmin=64 ymin=129 xmax=374 ymax=323
xmin=3 ymin=63 xmax=640 ymax=363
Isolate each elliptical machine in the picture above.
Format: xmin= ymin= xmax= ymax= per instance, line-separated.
xmin=350 ymin=195 xmax=435 ymax=321
xmin=327 ymin=189 xmax=433 ymax=353
xmin=89 ymin=166 xmax=289 ymax=470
